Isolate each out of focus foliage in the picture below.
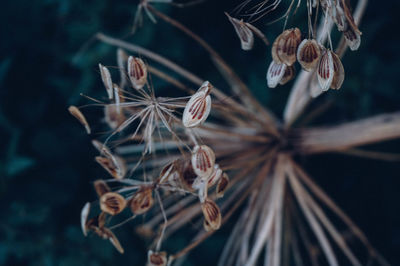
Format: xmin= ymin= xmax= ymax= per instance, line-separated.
xmin=0 ymin=0 xmax=399 ymax=265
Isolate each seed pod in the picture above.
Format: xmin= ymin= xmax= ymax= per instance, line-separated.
xmin=279 ymin=65 xmax=296 ymax=85
xmin=207 ymin=164 xmax=222 ymax=188
xmin=344 ymin=27 xmax=361 ymax=51
xmin=94 ymin=227 xmax=124 ymax=254
xmin=191 ymin=145 xmax=216 ymax=178
xmin=297 ymin=39 xmax=321 ymax=71
xmin=317 ymin=49 xmax=334 ymax=91
xmin=158 ymin=160 xmax=177 ymax=184
xmin=216 ymin=173 xmax=229 ymax=198
xmin=104 ymin=104 xmax=125 ymax=129
xmin=80 ymin=202 xmax=91 ymax=236
xmin=94 ymin=180 xmax=111 ymax=197
xmin=130 ymin=187 xmax=154 ymax=215
xmin=178 ymin=159 xmax=197 ymax=192
xmin=99 ymin=64 xmax=113 ymax=99
xmin=274 ymin=28 xmax=301 ymax=66
xmin=201 ymin=199 xmax=221 ymax=230
xmin=182 ymin=81 xmax=212 ymax=128
xmin=95 ymin=153 xmax=126 ymax=180
xmin=271 ymin=31 xmax=288 ymax=64
xmin=330 ymin=51 xmax=345 ymax=90
xmin=98 ymin=211 xmax=107 ymax=228
xmin=68 ymin=106 xmax=91 ymax=134
xmin=203 ymin=218 xmax=213 ymax=232
xmin=100 ymin=192 xmax=127 ymax=215
xmin=147 ymin=250 xmax=167 ymax=266
xmin=128 ymin=56 xmax=147 ymax=90
xmin=225 ymin=12 xmax=254 ymax=51
xmin=267 ymin=61 xmax=287 ymax=88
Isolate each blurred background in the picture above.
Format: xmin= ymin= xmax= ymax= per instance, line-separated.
xmin=1 ymin=0 xmax=399 ymax=265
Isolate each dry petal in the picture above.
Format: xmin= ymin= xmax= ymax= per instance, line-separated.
xmin=275 ymin=28 xmax=301 ymax=66
xmin=182 ymin=81 xmax=212 ymax=128
xmin=279 ymin=65 xmax=296 ymax=85
xmin=297 ymin=39 xmax=321 ymax=71
xmin=267 ymin=61 xmax=287 ymax=88
xmin=147 ymin=250 xmax=167 ymax=266
xmin=330 ymin=51 xmax=345 ymax=90
xmin=80 ymin=202 xmax=90 ymax=236
xmin=130 ymin=187 xmax=154 ymax=215
xmin=317 ymin=49 xmax=334 ymax=91
xmin=94 ymin=180 xmax=111 ymax=197
xmin=100 ymin=192 xmax=127 ymax=215
xmin=128 ymin=56 xmax=147 ymax=90
xmin=225 ymin=12 xmax=254 ymax=51
xmin=201 ymin=198 xmax=221 ymax=230
xmin=191 ymin=145 xmax=216 ymax=178
xmin=216 ymin=173 xmax=229 ymax=198
xmin=68 ymin=106 xmax=91 ymax=134
xmin=99 ymin=63 xmax=113 ymax=99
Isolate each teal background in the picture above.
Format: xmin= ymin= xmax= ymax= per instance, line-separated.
xmin=1 ymin=0 xmax=399 ymax=265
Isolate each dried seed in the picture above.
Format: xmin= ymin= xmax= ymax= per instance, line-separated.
xmin=203 ymin=218 xmax=212 ymax=232
xmin=225 ymin=12 xmax=254 ymax=51
xmin=100 ymin=192 xmax=127 ymax=215
xmin=207 ymin=164 xmax=222 ymax=188
xmin=117 ymin=48 xmax=128 ymax=88
xmin=178 ymin=159 xmax=197 ymax=192
xmin=95 ymin=153 xmax=126 ymax=180
xmin=279 ymin=65 xmax=296 ymax=85
xmin=344 ymin=27 xmax=361 ymax=51
xmin=317 ymin=49 xmax=334 ymax=91
xmin=182 ymin=81 xmax=212 ymax=128
xmin=104 ymin=104 xmax=125 ymax=129
xmin=330 ymin=51 xmax=345 ymax=90
xmin=201 ymin=198 xmax=221 ymax=230
xmin=80 ymin=202 xmax=90 ymax=236
xmin=267 ymin=61 xmax=287 ymax=88
xmin=191 ymin=145 xmax=216 ymax=178
xmin=98 ymin=211 xmax=107 ymax=228
xmin=275 ymin=28 xmax=301 ymax=66
xmin=147 ymin=250 xmax=167 ymax=266
xmin=297 ymin=39 xmax=321 ymax=71
xmin=130 ymin=188 xmax=154 ymax=215
xmin=99 ymin=63 xmax=113 ymax=99
xmin=271 ymin=31 xmax=288 ymax=64
xmin=68 ymin=106 xmax=91 ymax=134
xmin=128 ymin=56 xmax=147 ymax=90
xmin=216 ymin=173 xmax=229 ymax=198
xmin=94 ymin=227 xmax=124 ymax=254
xmin=94 ymin=180 xmax=111 ymax=197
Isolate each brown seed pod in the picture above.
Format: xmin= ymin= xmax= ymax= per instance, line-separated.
xmin=267 ymin=61 xmax=287 ymax=88
xmin=104 ymin=104 xmax=125 ymax=130
xmin=207 ymin=164 xmax=222 ymax=188
xmin=147 ymin=250 xmax=167 ymax=266
xmin=297 ymin=39 xmax=321 ymax=71
xmin=93 ymin=227 xmax=124 ymax=254
xmin=100 ymin=192 xmax=127 ymax=215
xmin=191 ymin=145 xmax=216 ymax=178
xmin=130 ymin=187 xmax=154 ymax=215
xmin=95 ymin=153 xmax=126 ymax=180
xmin=279 ymin=65 xmax=296 ymax=85
xmin=225 ymin=12 xmax=254 ymax=51
xmin=330 ymin=51 xmax=345 ymax=90
xmin=128 ymin=56 xmax=147 ymax=90
xmin=271 ymin=31 xmax=289 ymax=64
xmin=274 ymin=28 xmax=301 ymax=66
xmin=317 ymin=49 xmax=334 ymax=91
xmin=216 ymin=173 xmax=229 ymax=198
xmin=203 ymin=218 xmax=213 ymax=232
xmin=94 ymin=180 xmax=111 ymax=197
xmin=201 ymin=198 xmax=221 ymax=231
xmin=68 ymin=106 xmax=91 ymax=134
xmin=178 ymin=159 xmax=197 ymax=192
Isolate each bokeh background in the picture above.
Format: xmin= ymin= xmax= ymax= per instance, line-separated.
xmin=1 ymin=0 xmax=399 ymax=265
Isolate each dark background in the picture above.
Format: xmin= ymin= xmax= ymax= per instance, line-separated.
xmin=1 ymin=0 xmax=399 ymax=265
